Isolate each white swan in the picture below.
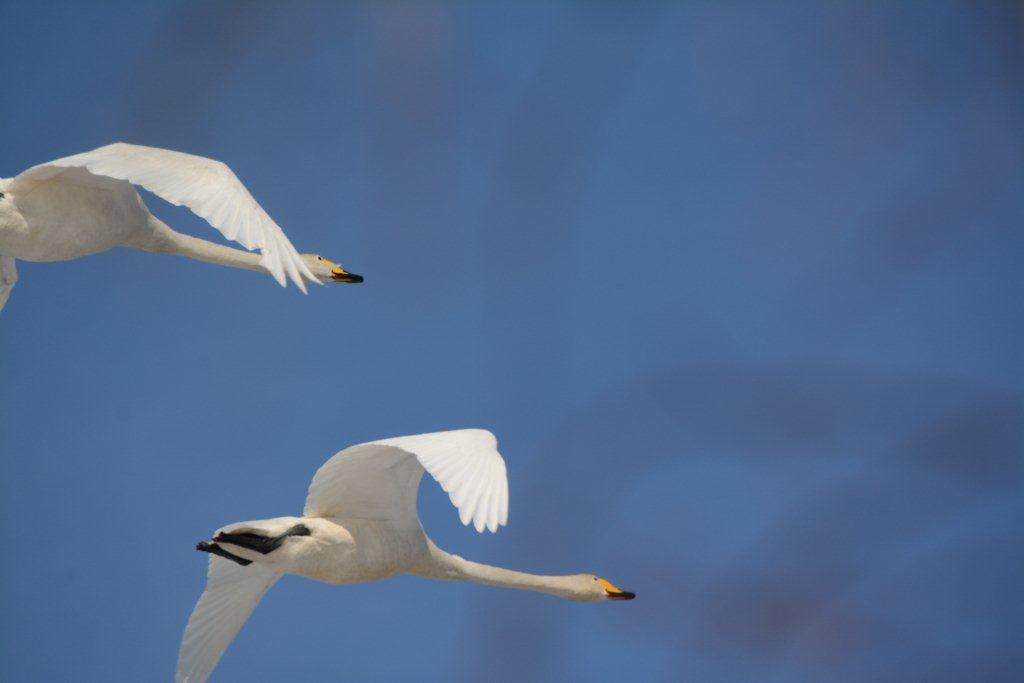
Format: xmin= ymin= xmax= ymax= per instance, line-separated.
xmin=177 ymin=429 xmax=634 ymax=682
xmin=0 ymin=143 xmax=362 ymax=313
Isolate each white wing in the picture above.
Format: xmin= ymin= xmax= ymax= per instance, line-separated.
xmin=304 ymin=429 xmax=509 ymax=533
xmin=176 ymin=557 xmax=282 ymax=683
xmin=12 ymin=143 xmax=314 ymax=290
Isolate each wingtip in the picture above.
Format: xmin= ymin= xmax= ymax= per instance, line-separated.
xmin=259 ymin=252 xmax=287 ymax=288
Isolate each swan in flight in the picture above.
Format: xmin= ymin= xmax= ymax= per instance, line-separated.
xmin=177 ymin=429 xmax=634 ymax=682
xmin=0 ymin=143 xmax=362 ymax=313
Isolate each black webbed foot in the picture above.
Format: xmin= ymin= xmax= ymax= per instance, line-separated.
xmin=196 ymin=541 xmax=252 ymax=566
xmin=214 ymin=524 xmax=310 ymax=555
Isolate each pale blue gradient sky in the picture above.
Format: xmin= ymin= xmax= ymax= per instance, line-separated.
xmin=1 ymin=2 xmax=1022 ymax=681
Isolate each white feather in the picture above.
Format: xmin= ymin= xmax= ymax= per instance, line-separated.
xmin=176 ymin=557 xmax=281 ymax=683
xmin=14 ymin=142 xmax=314 ymax=289
xmin=304 ymin=428 xmax=509 ymax=533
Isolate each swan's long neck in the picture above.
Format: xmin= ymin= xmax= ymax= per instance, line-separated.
xmin=414 ymin=540 xmax=582 ymax=600
xmin=129 ymin=216 xmax=264 ymax=273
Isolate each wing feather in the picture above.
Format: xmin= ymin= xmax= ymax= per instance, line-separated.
xmin=499 ymin=459 xmax=510 ymax=526
xmin=450 ymin=442 xmax=487 ymax=509
xmin=176 ymin=557 xmax=281 ymax=683
xmin=303 ymin=429 xmax=509 ymax=534
xmin=484 ymin=475 xmax=499 ymax=533
xmin=461 ymin=454 xmax=493 ymax=531
xmin=484 ymin=456 xmax=502 ymax=532
xmin=13 ymin=142 xmax=314 ymax=290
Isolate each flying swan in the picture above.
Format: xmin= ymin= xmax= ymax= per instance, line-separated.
xmin=0 ymin=143 xmax=362 ymax=313
xmin=177 ymin=429 xmax=634 ymax=682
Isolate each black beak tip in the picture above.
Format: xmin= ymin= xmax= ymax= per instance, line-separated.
xmin=609 ymin=590 xmax=636 ymax=600
xmin=332 ymin=272 xmax=364 ymax=283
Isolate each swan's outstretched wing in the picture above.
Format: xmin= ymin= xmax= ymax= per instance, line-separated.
xmin=176 ymin=557 xmax=282 ymax=683
xmin=12 ymin=143 xmax=314 ymax=290
xmin=0 ymin=256 xmax=16 ymax=313
xmin=304 ymin=429 xmax=509 ymax=533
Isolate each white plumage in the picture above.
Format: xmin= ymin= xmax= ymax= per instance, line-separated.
xmin=177 ymin=429 xmax=632 ymax=682
xmin=178 ymin=560 xmax=280 ymax=683
xmin=304 ymin=429 xmax=509 ymax=532
xmin=22 ymin=143 xmax=313 ymax=287
xmin=0 ymin=143 xmax=362 ymax=314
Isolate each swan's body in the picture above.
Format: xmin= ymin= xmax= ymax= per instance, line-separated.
xmin=0 ymin=143 xmax=362 ymax=313
xmin=177 ymin=429 xmax=634 ymax=683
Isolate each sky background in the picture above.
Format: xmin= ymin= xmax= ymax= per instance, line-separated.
xmin=1 ymin=1 xmax=1022 ymax=681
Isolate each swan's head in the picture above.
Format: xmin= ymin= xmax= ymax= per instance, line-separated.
xmin=576 ymin=575 xmax=635 ymax=602
xmin=302 ymin=254 xmax=364 ymax=284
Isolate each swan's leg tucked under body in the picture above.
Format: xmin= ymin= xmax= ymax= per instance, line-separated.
xmin=196 ymin=542 xmax=251 ymax=567
xmin=206 ymin=524 xmax=312 ymax=556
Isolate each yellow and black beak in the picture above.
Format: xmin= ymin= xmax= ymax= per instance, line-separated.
xmin=598 ymin=578 xmax=636 ymax=600
xmin=331 ymin=266 xmax=364 ymax=284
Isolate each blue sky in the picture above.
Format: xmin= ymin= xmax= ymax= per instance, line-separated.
xmin=1 ymin=2 xmax=1022 ymax=681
